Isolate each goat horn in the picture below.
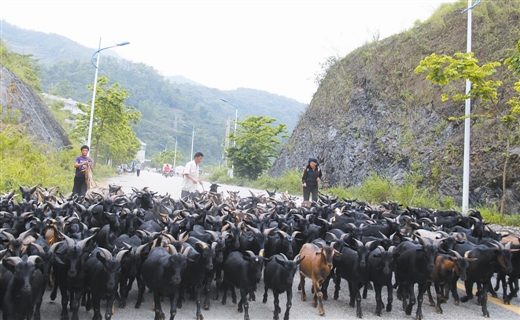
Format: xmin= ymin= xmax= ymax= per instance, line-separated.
xmin=377 ymin=245 xmax=385 ymax=253
xmin=279 ymin=253 xmax=288 ymax=261
xmin=27 ymin=255 xmax=42 ymax=265
xmin=97 ymin=247 xmax=113 ymax=260
xmin=449 ymin=249 xmax=462 ymax=259
xmin=135 ymin=243 xmax=148 ymax=256
xmin=4 ymin=256 xmax=22 ymax=266
xmin=116 ymin=249 xmax=130 ymax=261
xmin=29 ymin=242 xmax=45 ymax=254
xmin=1 ymin=230 xmax=15 ymax=241
xmin=77 ymin=234 xmax=96 ymax=249
xmin=49 ymin=241 xmax=63 ymax=253
xmin=259 ymin=249 xmax=265 ymax=257
xmin=365 ymin=240 xmax=376 ymax=249
xmin=245 ymin=250 xmax=256 ymax=258
xmin=204 ymin=230 xmax=218 ymax=241
xmin=326 ymin=232 xmax=338 ymax=240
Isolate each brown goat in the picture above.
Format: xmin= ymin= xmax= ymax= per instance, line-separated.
xmin=297 ymin=243 xmax=340 ymax=315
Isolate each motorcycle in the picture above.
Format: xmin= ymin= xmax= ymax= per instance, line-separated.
xmin=162 ymin=171 xmax=173 ymax=178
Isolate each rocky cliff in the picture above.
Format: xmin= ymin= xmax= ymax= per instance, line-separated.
xmin=270 ymin=0 xmax=520 ymax=213
xmin=0 ymin=64 xmax=71 ymax=150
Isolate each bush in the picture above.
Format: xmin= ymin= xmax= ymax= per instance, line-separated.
xmin=250 ymin=169 xmax=302 ymax=195
xmin=0 ymin=124 xmax=75 ymax=196
xmin=480 ymin=205 xmax=520 ymax=226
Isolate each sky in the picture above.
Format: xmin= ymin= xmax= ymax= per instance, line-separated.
xmin=1 ymin=0 xmax=460 ymax=104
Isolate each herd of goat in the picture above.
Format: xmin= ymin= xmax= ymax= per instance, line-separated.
xmin=0 ymin=184 xmax=519 ymax=320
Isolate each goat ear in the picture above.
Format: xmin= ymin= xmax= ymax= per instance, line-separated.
xmin=2 ymin=258 xmax=17 ymax=272
xmin=54 ymin=255 xmax=65 ymax=265
xmin=96 ymin=251 xmax=107 ymax=264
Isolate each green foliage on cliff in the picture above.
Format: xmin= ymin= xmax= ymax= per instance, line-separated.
xmin=0 ymin=41 xmax=41 ymax=90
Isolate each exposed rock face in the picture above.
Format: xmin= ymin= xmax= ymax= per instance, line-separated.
xmin=270 ymin=0 xmax=520 ymax=213
xmin=0 ymin=64 xmax=71 ymax=150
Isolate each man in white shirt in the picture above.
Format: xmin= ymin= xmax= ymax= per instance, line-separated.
xmin=180 ymin=152 xmax=203 ymax=199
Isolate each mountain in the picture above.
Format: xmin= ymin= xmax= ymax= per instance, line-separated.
xmin=0 ymin=20 xmax=121 ymax=64
xmin=165 ymin=75 xmax=202 ymax=86
xmin=0 ymin=21 xmax=306 ymax=165
xmin=270 ymin=0 xmax=520 ymax=213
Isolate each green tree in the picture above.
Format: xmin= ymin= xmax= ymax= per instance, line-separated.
xmin=415 ymin=48 xmax=520 ymax=215
xmin=226 ymin=115 xmax=287 ymax=180
xmin=73 ymin=76 xmax=141 ymax=166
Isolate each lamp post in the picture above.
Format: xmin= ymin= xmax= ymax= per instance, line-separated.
xmin=183 ymin=124 xmax=195 ymax=160
xmin=461 ymin=0 xmax=481 ymax=214
xmin=220 ymin=98 xmax=239 ymax=143
xmin=220 ymin=98 xmax=239 ymax=178
xmin=87 ymin=38 xmax=130 ymax=150
xmin=173 ymin=136 xmax=178 ymax=168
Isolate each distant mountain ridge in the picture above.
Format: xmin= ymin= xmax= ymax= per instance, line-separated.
xmin=0 ymin=20 xmax=306 ymax=165
xmin=0 ymin=20 xmax=122 ymax=64
xmin=165 ymin=75 xmax=202 ymax=86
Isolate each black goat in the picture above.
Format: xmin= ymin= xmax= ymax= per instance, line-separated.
xmin=84 ymin=247 xmax=127 ymax=320
xmin=393 ymin=237 xmax=439 ymax=320
xmin=50 ymin=233 xmax=96 ymax=320
xmin=367 ymin=246 xmax=395 ymax=316
xmin=333 ymin=239 xmax=377 ymax=318
xmin=262 ymin=253 xmax=305 ymax=320
xmin=179 ymin=236 xmax=216 ymax=320
xmin=221 ymin=250 xmax=268 ymax=320
xmin=456 ymin=241 xmax=513 ymax=317
xmin=0 ymin=255 xmax=44 ymax=320
xmin=139 ymin=245 xmax=190 ymax=320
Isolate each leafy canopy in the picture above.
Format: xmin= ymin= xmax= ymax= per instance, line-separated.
xmin=72 ymin=76 xmax=141 ymax=165
xmin=415 ymin=52 xmax=502 ymax=103
xmin=227 ymin=115 xmax=287 ymax=180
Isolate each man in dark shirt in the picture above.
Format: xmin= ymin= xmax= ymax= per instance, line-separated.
xmin=73 ymin=145 xmax=93 ymax=197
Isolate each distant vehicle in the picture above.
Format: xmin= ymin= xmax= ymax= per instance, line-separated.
xmin=175 ymin=166 xmax=184 ymax=176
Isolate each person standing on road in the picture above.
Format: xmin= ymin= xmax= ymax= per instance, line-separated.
xmin=180 ymin=152 xmax=203 ymax=199
xmin=135 ymin=162 xmax=142 ymax=177
xmin=302 ymin=157 xmax=322 ymax=202
xmin=73 ymin=145 xmax=93 ymax=197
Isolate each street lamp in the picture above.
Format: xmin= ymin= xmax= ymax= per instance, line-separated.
xmin=461 ymin=0 xmax=481 ymax=213
xmin=220 ymin=98 xmax=239 ymax=178
xmin=182 ymin=124 xmax=195 ymax=160
xmin=220 ymin=98 xmax=239 ymax=143
xmin=173 ymin=136 xmax=178 ymax=168
xmin=86 ymin=38 xmax=130 ymax=150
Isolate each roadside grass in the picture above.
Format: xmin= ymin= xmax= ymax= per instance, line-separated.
xmin=1 ymin=123 xmax=116 ymax=199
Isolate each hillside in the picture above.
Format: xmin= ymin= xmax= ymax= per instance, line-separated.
xmin=0 ymin=64 xmax=71 ymax=150
xmin=0 ymin=21 xmax=306 ymax=165
xmin=270 ymin=0 xmax=520 ymax=213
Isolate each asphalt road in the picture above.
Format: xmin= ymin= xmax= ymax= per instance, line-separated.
xmin=34 ymin=170 xmax=520 ymax=319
